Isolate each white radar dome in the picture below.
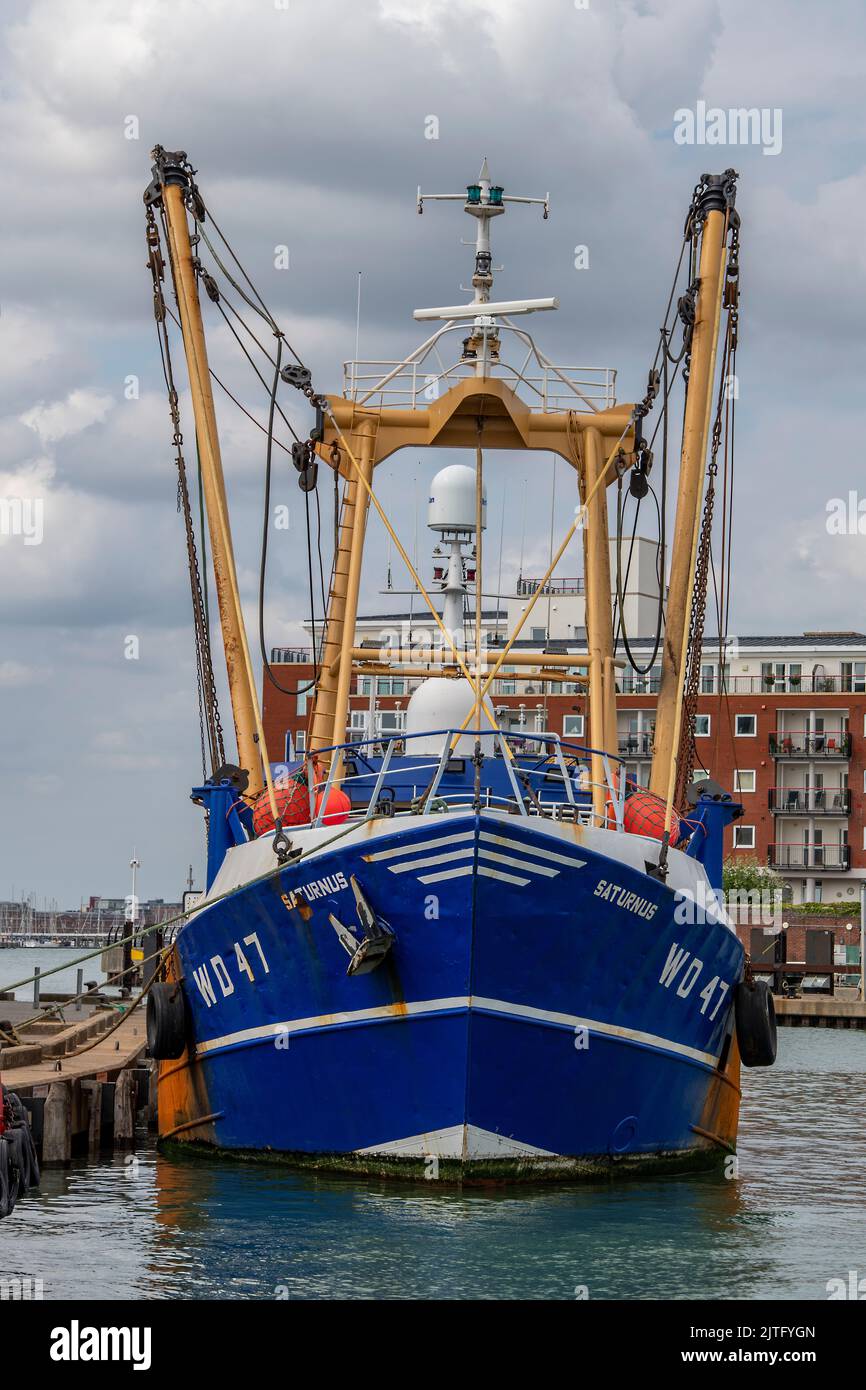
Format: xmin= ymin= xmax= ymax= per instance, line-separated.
xmin=428 ymin=465 xmax=487 ymax=534
xmin=405 ymin=677 xmax=498 ymax=755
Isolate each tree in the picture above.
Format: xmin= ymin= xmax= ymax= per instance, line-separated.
xmin=722 ymin=855 xmax=783 ymax=896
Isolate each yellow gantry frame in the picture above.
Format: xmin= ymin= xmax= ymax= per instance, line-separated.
xmin=309 ymin=378 xmax=636 ymax=808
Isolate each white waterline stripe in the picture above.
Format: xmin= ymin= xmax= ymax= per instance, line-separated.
xmin=196 ymin=995 xmax=718 ymax=1067
xmin=479 ymin=831 xmax=587 ymax=868
xmin=387 ymin=847 xmax=475 ymax=875
xmin=471 ymin=997 xmax=717 ymax=1066
xmin=364 ymin=831 xmax=475 ymax=863
xmin=196 ymin=997 xmax=468 ymax=1055
xmin=477 ymin=865 xmax=531 ymax=887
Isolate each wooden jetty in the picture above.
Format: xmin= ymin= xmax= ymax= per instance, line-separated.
xmin=0 ymin=997 xmax=154 ymax=1164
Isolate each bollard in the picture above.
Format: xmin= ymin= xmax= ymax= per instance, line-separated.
xmin=42 ymin=1081 xmax=72 ymax=1166
xmin=33 ymin=965 xmax=40 ymax=1008
xmin=75 ymin=968 xmax=84 ymax=1013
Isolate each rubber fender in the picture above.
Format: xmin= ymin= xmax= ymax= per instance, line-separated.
xmin=146 ymin=982 xmax=187 ymax=1060
xmin=735 ymin=977 xmax=777 ymax=1067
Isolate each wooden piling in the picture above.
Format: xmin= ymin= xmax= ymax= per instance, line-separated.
xmin=82 ymin=1079 xmax=103 ymax=1154
xmin=42 ymin=1081 xmax=71 ymax=1166
xmin=113 ymin=1068 xmax=135 ymax=1147
xmin=145 ymin=1060 xmax=158 ymax=1130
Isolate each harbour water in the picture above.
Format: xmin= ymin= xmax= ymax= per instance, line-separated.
xmin=2 ymin=1027 xmax=864 ymax=1300
xmin=0 ymin=947 xmax=108 ymax=1001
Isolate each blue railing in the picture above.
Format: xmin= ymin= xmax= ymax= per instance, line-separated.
xmin=270 ymin=729 xmax=627 ymax=831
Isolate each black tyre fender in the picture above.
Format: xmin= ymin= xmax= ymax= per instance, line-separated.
xmin=735 ymin=977 xmax=777 ymax=1067
xmin=146 ymin=981 xmax=187 ymax=1060
xmin=0 ymin=1136 xmax=19 ymax=1219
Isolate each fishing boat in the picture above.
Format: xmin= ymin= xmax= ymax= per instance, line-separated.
xmin=144 ymin=149 xmax=776 ymax=1180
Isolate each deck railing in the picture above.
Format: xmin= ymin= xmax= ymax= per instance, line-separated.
xmin=269 ymin=729 xmax=627 ymax=833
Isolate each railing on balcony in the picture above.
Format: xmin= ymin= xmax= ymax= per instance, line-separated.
xmin=270 ymin=646 xmax=317 ymax=664
xmin=769 ymin=732 xmax=852 ymax=759
xmin=516 ymin=576 xmax=585 ymax=597
xmin=716 ymin=675 xmax=865 ymax=694
xmin=768 ymin=787 xmax=851 ymax=815
xmin=767 ymin=843 xmax=851 ymax=871
xmin=617 ymin=733 xmax=654 ymax=758
xmin=620 ymin=678 xmax=661 ymax=695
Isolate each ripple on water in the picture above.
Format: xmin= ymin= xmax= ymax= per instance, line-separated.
xmin=2 ymin=1028 xmax=864 ymax=1299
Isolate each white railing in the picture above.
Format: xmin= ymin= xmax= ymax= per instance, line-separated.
xmin=342 ymin=322 xmax=616 ymax=414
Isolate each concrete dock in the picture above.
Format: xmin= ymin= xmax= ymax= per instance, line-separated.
xmin=774 ymin=995 xmax=866 ymax=1028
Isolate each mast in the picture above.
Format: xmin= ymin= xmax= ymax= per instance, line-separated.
xmin=149 ymin=149 xmax=264 ymax=798
xmin=649 ymin=174 xmax=735 ymax=803
xmin=581 ymin=425 xmax=617 ymax=823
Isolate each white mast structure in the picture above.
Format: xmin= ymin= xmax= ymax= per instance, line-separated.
xmin=416 ymin=158 xmax=553 ymax=378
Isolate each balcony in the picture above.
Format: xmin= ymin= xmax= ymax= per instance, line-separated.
xmin=769 ymin=732 xmax=851 ymax=759
xmin=767 ymin=843 xmax=851 ymax=872
xmin=516 ymin=576 xmax=584 ymax=597
xmin=705 ymin=675 xmax=865 ymax=694
xmin=270 ymin=646 xmax=316 ymax=664
xmin=620 ymin=677 xmax=661 ymax=695
xmin=768 ymin=787 xmax=851 ymax=815
xmin=618 ymin=733 xmax=654 ymax=758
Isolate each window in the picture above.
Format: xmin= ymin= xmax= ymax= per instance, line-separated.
xmin=296 ymin=691 xmax=308 ymax=717
xmin=694 ymin=714 xmax=711 ymax=737
xmin=357 ymin=676 xmax=372 ymax=696
xmin=295 ymin=730 xmax=306 ymax=751
xmin=530 ymin=626 xmax=547 ymax=643
xmin=842 ymin=661 xmax=866 ymax=694
xmin=349 ymin=710 xmax=368 ymax=731
xmin=563 ymin=714 xmax=584 ymax=737
xmin=622 ymin=664 xmax=661 ymax=695
xmin=761 ymin=661 xmax=802 ymax=693
xmin=735 ymin=714 xmax=756 ymax=737
xmin=378 ymin=711 xmax=405 ymax=733
xmin=734 ymin=770 xmax=755 ymax=793
xmin=700 ymin=664 xmax=715 ymax=694
xmin=734 ymin=824 xmax=755 ymax=849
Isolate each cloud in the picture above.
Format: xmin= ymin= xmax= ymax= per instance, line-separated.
xmin=21 ymin=389 xmax=113 ymax=445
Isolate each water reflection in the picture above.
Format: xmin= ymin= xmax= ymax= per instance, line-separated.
xmin=2 ymin=1029 xmax=864 ymax=1300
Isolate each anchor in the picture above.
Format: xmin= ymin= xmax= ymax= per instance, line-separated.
xmin=328 ymin=875 xmax=395 ymax=976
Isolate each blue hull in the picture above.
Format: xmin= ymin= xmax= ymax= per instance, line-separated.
xmin=166 ymin=813 xmax=744 ymax=1178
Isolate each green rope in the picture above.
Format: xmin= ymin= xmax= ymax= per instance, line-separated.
xmin=1 ymin=812 xmax=379 ymax=997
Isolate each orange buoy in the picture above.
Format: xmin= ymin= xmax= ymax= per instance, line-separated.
xmin=314 ymin=785 xmax=351 ymax=826
xmin=622 ymin=790 xmax=680 ymax=846
xmin=252 ymin=778 xmax=310 ymax=836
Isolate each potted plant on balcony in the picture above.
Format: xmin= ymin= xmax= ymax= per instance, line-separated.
xmin=789 ymin=673 xmax=801 ymax=690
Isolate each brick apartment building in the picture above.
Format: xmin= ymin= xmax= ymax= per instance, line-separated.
xmin=261 ymin=538 xmax=866 ymax=907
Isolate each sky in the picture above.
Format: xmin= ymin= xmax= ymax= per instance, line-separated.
xmin=1 ymin=0 xmax=865 ymax=905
